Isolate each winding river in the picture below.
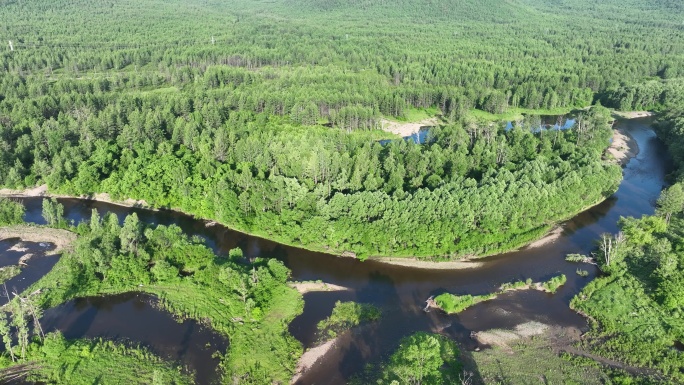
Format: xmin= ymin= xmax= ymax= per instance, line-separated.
xmin=8 ymin=117 xmax=670 ymax=384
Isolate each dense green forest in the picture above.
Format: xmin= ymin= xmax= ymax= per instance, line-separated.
xmin=353 ymin=332 xmax=462 ymax=385
xmin=568 ymin=88 xmax=684 ymax=383
xmin=0 ymin=0 xmax=657 ymax=257
xmin=0 ymin=200 xmax=304 ymax=384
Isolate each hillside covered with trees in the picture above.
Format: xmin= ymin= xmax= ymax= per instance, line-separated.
xmin=1 ymin=0 xmax=682 ymax=258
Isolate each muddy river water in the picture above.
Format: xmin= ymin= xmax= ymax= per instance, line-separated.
xmin=6 ymin=117 xmax=670 ymax=384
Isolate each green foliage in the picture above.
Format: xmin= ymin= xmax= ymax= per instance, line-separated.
xmin=0 ymin=265 xmax=21 ymax=284
xmin=41 ymin=199 xmax=64 ymax=227
xmin=317 ymin=301 xmax=381 ymax=339
xmin=23 ymin=214 xmax=304 ymax=384
xmin=541 ymin=274 xmax=567 ymax=294
xmin=572 ymin=212 xmax=684 ymax=382
xmin=576 ymin=269 xmax=589 ymax=277
xmin=499 ymin=278 xmax=533 ymax=291
xmin=566 ymin=254 xmax=589 ymax=263
xmin=360 ymin=332 xmax=461 ymax=385
xmin=472 ymin=333 xmax=632 ymax=385
xmin=0 ymin=0 xmax=635 ymax=258
xmin=3 ymin=332 xmax=192 ymax=385
xmin=434 ymin=293 xmax=496 ymax=314
xmin=0 ymin=198 xmax=25 ymax=226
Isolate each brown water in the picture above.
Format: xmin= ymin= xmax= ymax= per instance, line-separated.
xmin=12 ymin=117 xmax=670 ymax=384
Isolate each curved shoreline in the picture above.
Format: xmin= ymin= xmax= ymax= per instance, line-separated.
xmin=0 ymin=122 xmax=640 ymax=268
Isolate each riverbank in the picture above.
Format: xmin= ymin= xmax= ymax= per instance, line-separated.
xmin=0 ymin=225 xmax=76 ymax=255
xmin=607 ymin=126 xmax=639 ymax=166
xmin=380 ymin=117 xmax=438 ymax=137
xmin=0 ymin=119 xmax=639 ymax=267
xmin=289 ymin=281 xmax=350 ymax=294
xmin=291 ymin=338 xmax=337 ymax=384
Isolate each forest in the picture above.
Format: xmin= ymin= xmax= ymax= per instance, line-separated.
xmin=0 ymin=199 xmax=304 ymax=384
xmin=0 ymin=0 xmax=660 ymax=257
xmin=1 ymin=0 xmax=684 ymax=384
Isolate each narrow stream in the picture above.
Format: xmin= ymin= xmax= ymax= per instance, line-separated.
xmin=12 ymin=117 xmax=669 ymax=384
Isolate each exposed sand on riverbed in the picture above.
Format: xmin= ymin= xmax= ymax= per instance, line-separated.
xmin=0 ymin=184 xmax=47 ymax=197
xmin=381 ymin=117 xmax=438 ymax=137
xmin=607 ymin=127 xmax=639 ymax=166
xmin=371 ymin=257 xmax=484 ymax=270
xmin=525 ymin=226 xmax=563 ymax=249
xmin=473 ymin=321 xmax=549 ymax=351
xmin=289 ymin=281 xmax=350 ymax=294
xmin=0 ymin=185 xmax=152 ymax=210
xmin=611 ymin=111 xmax=654 ymax=119
xmin=291 ymin=338 xmax=338 ymax=384
xmin=0 ymin=225 xmax=76 ymax=255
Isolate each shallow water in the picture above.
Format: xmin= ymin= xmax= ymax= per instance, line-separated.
xmin=41 ymin=293 xmax=228 ymax=385
xmin=13 ymin=117 xmax=669 ymax=384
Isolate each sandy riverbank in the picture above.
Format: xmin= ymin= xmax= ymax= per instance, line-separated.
xmin=607 ymin=126 xmax=639 ymax=166
xmin=370 ymin=257 xmax=485 ymax=270
xmin=0 ymin=225 xmax=76 ymax=255
xmin=0 ymin=186 xmax=152 ymax=210
xmin=525 ymin=226 xmax=564 ymax=249
xmin=289 ymin=281 xmax=350 ymax=294
xmin=380 ymin=117 xmax=438 ymax=137
xmin=611 ymin=111 xmax=654 ymax=119
xmin=291 ymin=338 xmax=338 ymax=384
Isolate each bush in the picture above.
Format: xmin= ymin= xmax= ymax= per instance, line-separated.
xmin=0 ymin=198 xmax=24 ymax=226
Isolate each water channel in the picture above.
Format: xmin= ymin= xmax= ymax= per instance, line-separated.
xmin=7 ymin=117 xmax=670 ymax=384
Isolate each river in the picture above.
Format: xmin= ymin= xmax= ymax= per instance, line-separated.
xmin=9 ymin=117 xmax=670 ymax=384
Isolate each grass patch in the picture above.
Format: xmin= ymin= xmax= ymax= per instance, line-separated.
xmin=434 ymin=293 xmax=497 ymax=314
xmin=317 ymin=301 xmax=381 ymax=340
xmin=3 ymin=332 xmax=191 ymax=385
xmin=467 ymin=106 xmax=578 ymax=122
xmin=472 ymin=335 xmax=614 ymax=385
xmin=571 ymin=213 xmax=684 ymax=382
xmin=434 ymin=275 xmax=567 ymax=314
xmin=391 ymin=106 xmax=440 ymax=122
xmin=541 ymin=274 xmax=568 ymax=294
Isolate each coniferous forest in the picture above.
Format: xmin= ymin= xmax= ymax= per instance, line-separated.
xmin=3 ymin=0 xmax=677 ymax=257
xmin=3 ymin=1 xmax=684 ymax=384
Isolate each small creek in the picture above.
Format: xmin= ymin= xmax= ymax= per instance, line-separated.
xmin=11 ymin=117 xmax=670 ymax=384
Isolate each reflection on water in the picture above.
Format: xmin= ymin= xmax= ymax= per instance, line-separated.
xmin=41 ymin=293 xmax=228 ymax=385
xmin=13 ymin=117 xmax=669 ymax=385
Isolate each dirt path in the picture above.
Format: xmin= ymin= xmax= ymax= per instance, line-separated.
xmin=542 ymin=326 xmax=660 ymax=378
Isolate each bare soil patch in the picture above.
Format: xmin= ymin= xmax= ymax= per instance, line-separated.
xmin=289 ymin=281 xmax=350 ymax=294
xmin=290 ymin=338 xmax=337 ymax=384
xmin=371 ymin=257 xmax=484 ymax=270
xmin=525 ymin=226 xmax=563 ymax=249
xmin=380 ymin=117 xmax=438 ymax=137
xmin=607 ymin=127 xmax=639 ymax=166
xmin=473 ymin=321 xmax=549 ymax=352
xmin=612 ymin=111 xmax=654 ymax=119
xmin=0 ymin=225 xmax=76 ymax=255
